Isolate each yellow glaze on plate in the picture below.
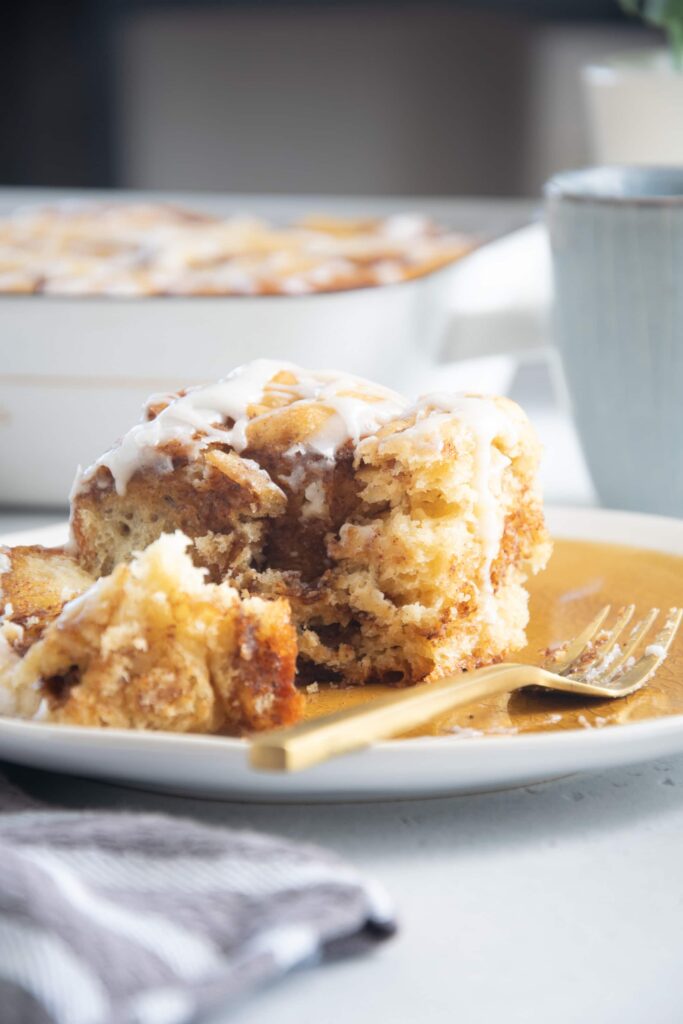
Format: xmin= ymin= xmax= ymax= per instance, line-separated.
xmin=303 ymin=538 xmax=683 ymax=738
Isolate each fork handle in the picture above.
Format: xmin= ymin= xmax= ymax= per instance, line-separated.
xmin=249 ymin=664 xmax=523 ymax=772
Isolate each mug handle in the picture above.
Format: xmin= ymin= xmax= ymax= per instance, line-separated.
xmin=434 ymin=221 xmax=552 ymax=395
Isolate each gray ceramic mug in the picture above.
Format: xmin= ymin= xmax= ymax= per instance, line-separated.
xmin=545 ymin=166 xmax=683 ymax=516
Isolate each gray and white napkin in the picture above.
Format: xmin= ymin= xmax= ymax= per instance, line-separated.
xmin=0 ymin=771 xmax=394 ymax=1024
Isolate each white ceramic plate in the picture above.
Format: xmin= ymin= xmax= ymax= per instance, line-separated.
xmin=1 ymin=505 xmax=682 ymax=803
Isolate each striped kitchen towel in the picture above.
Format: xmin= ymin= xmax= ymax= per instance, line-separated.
xmin=0 ymin=771 xmax=395 ymax=1024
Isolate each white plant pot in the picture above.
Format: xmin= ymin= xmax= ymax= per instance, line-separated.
xmin=582 ymin=48 xmax=683 ymax=165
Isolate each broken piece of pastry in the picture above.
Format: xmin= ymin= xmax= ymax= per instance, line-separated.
xmin=0 ymin=533 xmax=301 ymax=732
xmin=71 ymin=360 xmax=551 ymax=688
xmin=0 ymin=545 xmax=95 ymax=650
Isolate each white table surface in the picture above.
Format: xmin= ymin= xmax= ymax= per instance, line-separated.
xmin=1 ymin=196 xmax=675 ymax=1024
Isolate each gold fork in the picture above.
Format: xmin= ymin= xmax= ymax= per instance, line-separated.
xmin=249 ymin=605 xmax=682 ymax=772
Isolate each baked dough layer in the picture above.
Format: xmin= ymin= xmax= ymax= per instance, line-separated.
xmin=0 ymin=533 xmax=301 ymax=732
xmin=71 ymin=362 xmax=551 ymax=685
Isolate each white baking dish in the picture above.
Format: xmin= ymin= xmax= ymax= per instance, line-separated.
xmin=0 ymin=189 xmax=547 ymax=506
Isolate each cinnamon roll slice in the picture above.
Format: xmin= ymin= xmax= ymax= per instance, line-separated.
xmin=71 ymin=360 xmax=551 ymax=687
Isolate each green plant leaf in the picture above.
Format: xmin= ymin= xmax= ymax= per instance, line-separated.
xmin=618 ymin=0 xmax=683 ymax=67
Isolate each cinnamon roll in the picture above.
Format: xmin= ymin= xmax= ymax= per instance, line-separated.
xmin=0 ymin=203 xmax=473 ymax=297
xmin=71 ymin=361 xmax=551 ymax=687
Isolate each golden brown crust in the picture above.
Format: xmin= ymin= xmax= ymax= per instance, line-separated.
xmin=71 ymin=457 xmax=273 ymax=579
xmin=0 ymin=545 xmax=94 ymax=651
xmin=7 ymin=534 xmax=302 ymax=733
xmin=203 ymin=449 xmax=287 ymax=517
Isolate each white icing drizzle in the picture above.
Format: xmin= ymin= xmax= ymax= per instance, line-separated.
xmin=75 ymin=363 xmax=521 ymax=621
xmin=295 ymin=388 xmax=404 ymax=460
xmin=380 ymin=213 xmax=432 ymax=241
xmin=77 ymin=360 xmax=405 ymax=496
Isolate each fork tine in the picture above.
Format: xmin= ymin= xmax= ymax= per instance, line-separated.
xmin=544 ymin=604 xmax=611 ymax=673
xmin=606 ymin=607 xmax=683 ymax=692
xmin=605 ymin=607 xmax=660 ymax=679
xmin=565 ymin=604 xmax=636 ymax=679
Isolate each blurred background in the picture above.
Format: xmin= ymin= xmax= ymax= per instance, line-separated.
xmin=1 ymin=0 xmax=659 ymax=198
xmin=2 ymin=0 xmax=675 ymax=515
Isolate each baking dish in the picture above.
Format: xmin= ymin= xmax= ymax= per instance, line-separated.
xmin=0 ymin=189 xmax=544 ymax=506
